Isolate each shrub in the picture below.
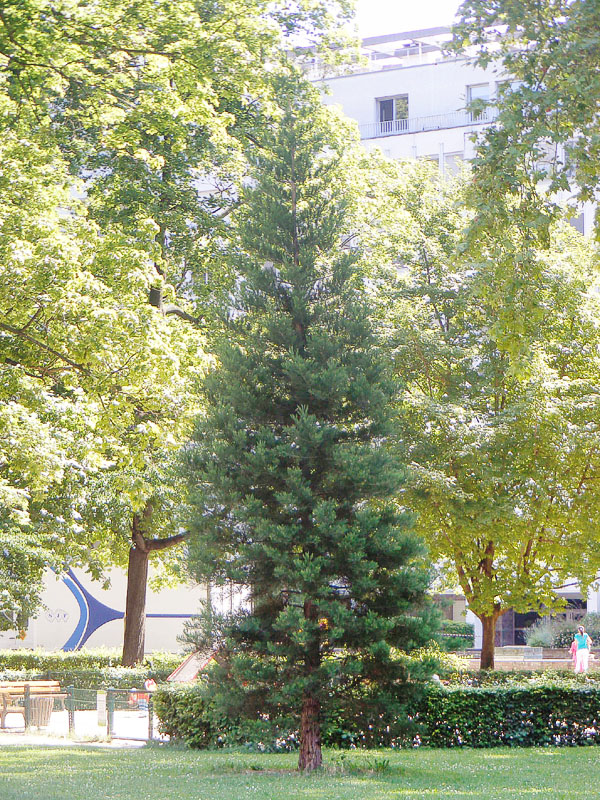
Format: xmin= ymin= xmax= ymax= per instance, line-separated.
xmin=0 ymin=649 xmax=182 ymax=688
xmin=418 ymin=685 xmax=600 ymax=748
xmin=552 ymin=614 xmax=600 ymax=648
xmin=0 ymin=648 xmax=181 ymax=671
xmin=438 ymin=621 xmax=474 ymax=651
xmin=154 ymin=679 xmax=600 ymax=750
xmin=400 ymin=642 xmax=470 ymax=679
xmin=0 ymin=648 xmax=123 ymax=670
xmin=445 ymin=669 xmax=600 ymax=687
xmin=524 ymin=617 xmax=567 ymax=647
xmin=524 ymin=613 xmax=600 ymax=649
xmin=154 ymin=685 xmax=214 ymax=748
xmin=154 ymin=679 xmax=426 ymax=751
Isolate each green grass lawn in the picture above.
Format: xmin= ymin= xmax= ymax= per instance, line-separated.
xmin=0 ymin=745 xmax=598 ymax=800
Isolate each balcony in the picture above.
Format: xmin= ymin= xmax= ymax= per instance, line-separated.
xmin=359 ymin=108 xmax=499 ymax=140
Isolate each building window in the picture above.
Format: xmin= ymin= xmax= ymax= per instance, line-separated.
xmin=466 ymin=83 xmax=490 ymax=121
xmin=377 ymin=94 xmax=409 ymax=133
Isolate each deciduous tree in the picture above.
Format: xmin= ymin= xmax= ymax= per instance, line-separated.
xmin=379 ymin=162 xmax=600 ymax=669
xmin=0 ymin=0 xmax=357 ymax=658
xmin=453 ymin=0 xmax=600 ymax=239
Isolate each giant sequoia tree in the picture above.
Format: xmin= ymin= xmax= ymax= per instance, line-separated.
xmin=184 ymin=80 xmax=435 ymax=771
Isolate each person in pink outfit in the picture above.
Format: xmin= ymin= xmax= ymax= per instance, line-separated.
xmin=572 ymin=625 xmax=592 ymax=673
xmin=570 ymin=639 xmax=578 ymax=670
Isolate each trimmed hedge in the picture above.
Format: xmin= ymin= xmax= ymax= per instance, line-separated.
xmin=154 ymin=685 xmax=214 ymax=748
xmin=446 ymin=670 xmax=600 ymax=686
xmin=0 ymin=648 xmax=181 ymax=671
xmin=154 ymin=683 xmax=600 ymax=750
xmin=154 ymin=686 xmax=301 ymax=752
xmin=0 ymin=649 xmax=182 ymax=689
xmin=420 ymin=685 xmax=600 ymax=747
xmin=0 ymin=666 xmax=174 ymax=689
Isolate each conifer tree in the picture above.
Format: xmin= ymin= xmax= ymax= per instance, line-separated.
xmin=184 ymin=76 xmax=436 ymax=771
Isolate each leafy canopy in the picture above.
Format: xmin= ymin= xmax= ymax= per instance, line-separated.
xmin=377 ymin=161 xmax=600 ymax=635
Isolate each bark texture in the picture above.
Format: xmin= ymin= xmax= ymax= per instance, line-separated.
xmin=122 ymin=503 xmax=188 ymax=666
xmin=122 ymin=525 xmax=149 ymax=667
xmin=298 ymin=694 xmax=322 ymax=771
xmin=479 ymin=614 xmax=498 ymax=670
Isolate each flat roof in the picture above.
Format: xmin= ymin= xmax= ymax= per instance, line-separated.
xmin=362 ymin=27 xmax=452 ymax=46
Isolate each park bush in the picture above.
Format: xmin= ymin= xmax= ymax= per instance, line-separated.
xmin=154 ymin=685 xmax=214 ymax=748
xmin=154 ymin=681 xmax=600 ymax=750
xmin=154 ymin=683 xmax=413 ymax=751
xmin=439 ymin=621 xmax=474 ymax=651
xmin=419 ymin=685 xmax=600 ymax=747
xmin=552 ymin=614 xmax=600 ymax=648
xmin=524 ymin=614 xmax=600 ymax=649
xmin=0 ymin=649 xmax=182 ymax=688
xmin=444 ymin=670 xmax=600 ymax=687
xmin=524 ymin=617 xmax=574 ymax=647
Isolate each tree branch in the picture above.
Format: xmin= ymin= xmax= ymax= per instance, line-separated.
xmin=0 ymin=321 xmax=91 ymax=375
xmin=146 ymin=531 xmax=190 ymax=552
xmin=163 ymin=304 xmax=204 ymax=326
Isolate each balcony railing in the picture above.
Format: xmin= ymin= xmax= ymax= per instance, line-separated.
xmin=359 ymin=108 xmax=499 ymax=140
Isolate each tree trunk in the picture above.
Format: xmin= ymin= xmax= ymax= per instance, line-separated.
xmin=479 ymin=614 xmax=497 ymax=670
xmin=121 ymin=503 xmax=189 ymax=666
xmin=122 ymin=516 xmax=149 ymax=666
xmin=298 ymin=693 xmax=322 ymax=771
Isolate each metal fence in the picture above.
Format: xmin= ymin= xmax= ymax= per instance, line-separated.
xmin=14 ymin=687 xmax=165 ymax=742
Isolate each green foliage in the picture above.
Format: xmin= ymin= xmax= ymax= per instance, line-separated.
xmin=419 ymin=685 xmax=600 ymax=748
xmin=154 ymin=682 xmax=407 ymax=751
xmin=0 ymin=113 xmax=206 ymax=627
xmin=453 ymin=0 xmax=600 ymax=239
xmin=0 ymin=648 xmax=119 ymax=671
xmin=154 ymin=685 xmax=215 ymax=747
xmin=155 ymin=683 xmax=302 ymax=752
xmin=0 ymin=666 xmax=171 ymax=690
xmin=397 ymin=642 xmax=471 ymax=679
xmin=449 ymin=1 xmax=600 ymax=375
xmin=183 ymin=77 xmax=438 ymax=766
xmin=154 ymin=675 xmax=600 ymax=750
xmin=0 ymin=648 xmax=181 ymax=687
xmin=0 ymin=0 xmax=357 ymax=638
xmin=446 ymin=670 xmax=600 ymax=687
xmin=154 ymin=646 xmax=462 ymax=751
xmin=440 ymin=621 xmax=475 ymax=651
xmin=524 ymin=614 xmax=600 ymax=648
xmin=378 ymin=159 xmax=600 ymax=665
xmin=524 ymin=618 xmax=568 ymax=648
xmin=524 ymin=617 xmax=571 ymax=648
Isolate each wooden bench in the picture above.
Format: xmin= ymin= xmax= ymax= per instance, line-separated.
xmin=0 ymin=681 xmax=66 ymax=729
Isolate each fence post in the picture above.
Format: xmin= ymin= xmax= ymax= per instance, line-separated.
xmin=23 ymin=684 xmax=31 ymax=730
xmin=67 ymin=686 xmax=75 ymax=734
xmin=97 ymin=690 xmax=107 ymax=729
xmin=107 ymin=688 xmax=115 ymax=738
xmin=148 ymin=697 xmax=154 ymax=741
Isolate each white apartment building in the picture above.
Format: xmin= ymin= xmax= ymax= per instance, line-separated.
xmin=317 ymin=27 xmax=598 ymax=646
xmin=317 ymin=26 xmax=592 ymax=236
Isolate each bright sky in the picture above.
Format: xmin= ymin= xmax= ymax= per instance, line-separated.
xmin=354 ymin=0 xmax=463 ymax=38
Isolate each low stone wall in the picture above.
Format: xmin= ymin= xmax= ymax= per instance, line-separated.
xmin=459 ymin=646 xmax=599 ymax=671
